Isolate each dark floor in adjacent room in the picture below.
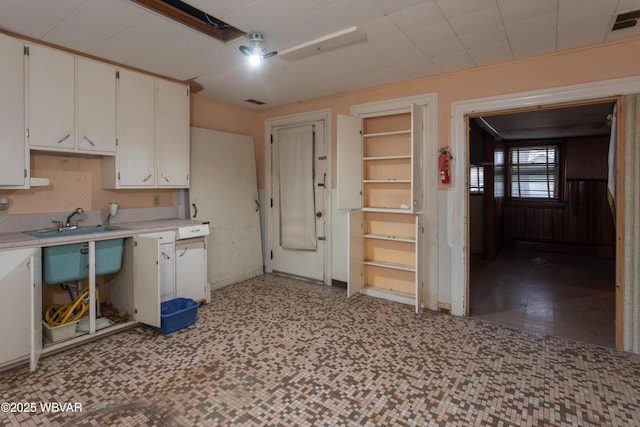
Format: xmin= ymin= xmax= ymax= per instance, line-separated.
xmin=2 ymin=274 xmax=638 ymax=426
xmin=470 ymin=248 xmax=616 ymax=348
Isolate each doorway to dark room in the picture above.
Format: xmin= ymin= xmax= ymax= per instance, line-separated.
xmin=467 ymin=101 xmax=617 ymax=348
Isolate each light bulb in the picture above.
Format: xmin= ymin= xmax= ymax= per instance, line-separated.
xmin=248 ymin=53 xmax=262 ymax=66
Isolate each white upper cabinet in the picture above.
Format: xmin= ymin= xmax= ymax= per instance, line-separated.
xmin=115 ymin=69 xmax=156 ymax=187
xmin=0 ymin=33 xmax=28 ymax=188
xmin=156 ymin=78 xmax=189 ymax=187
xmin=27 ymin=44 xmax=117 ymax=155
xmin=28 ymin=44 xmax=75 ymax=151
xmin=103 ymin=70 xmax=190 ymax=189
xmin=77 ymin=57 xmax=117 ymax=153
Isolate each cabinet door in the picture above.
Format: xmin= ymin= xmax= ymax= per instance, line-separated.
xmin=176 ymin=241 xmax=207 ymax=302
xmin=156 ymin=79 xmax=189 ymax=187
xmin=0 ymin=248 xmax=34 ymax=367
xmin=77 ymin=58 xmax=117 ymax=154
xmin=118 ymin=69 xmax=155 ymax=187
xmin=28 ymin=44 xmax=75 ymax=150
xmin=0 ymin=34 xmax=27 ymax=187
xmin=159 ymin=242 xmax=176 ymax=302
xmin=347 ymin=210 xmax=364 ymax=297
xmin=411 ymin=103 xmax=424 ymax=213
xmin=413 ymin=216 xmax=422 ymax=313
xmin=337 ymin=114 xmax=363 ymax=210
xmin=30 ymin=248 xmax=42 ymax=371
xmin=133 ymin=236 xmax=161 ymax=327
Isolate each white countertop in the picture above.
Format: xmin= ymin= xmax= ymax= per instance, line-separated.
xmin=0 ymin=218 xmax=207 ymax=250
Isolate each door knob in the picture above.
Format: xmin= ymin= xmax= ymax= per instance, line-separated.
xmin=316 ymin=211 xmax=323 ymax=218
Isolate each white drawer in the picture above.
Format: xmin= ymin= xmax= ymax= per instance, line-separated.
xmin=176 ymin=224 xmax=210 ymax=239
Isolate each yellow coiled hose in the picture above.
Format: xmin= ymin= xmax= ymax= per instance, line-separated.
xmin=44 ymin=287 xmax=99 ymax=327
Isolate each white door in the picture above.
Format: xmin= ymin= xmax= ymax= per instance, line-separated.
xmin=271 ymin=122 xmax=326 ymax=282
xmin=189 ymin=127 xmax=263 ymax=289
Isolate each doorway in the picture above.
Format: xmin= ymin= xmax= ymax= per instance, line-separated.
xmin=264 ymin=110 xmax=331 ymax=284
xmin=466 ymin=101 xmax=617 ymax=346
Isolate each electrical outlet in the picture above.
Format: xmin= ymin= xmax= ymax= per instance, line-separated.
xmin=153 ymin=195 xmax=160 ymax=207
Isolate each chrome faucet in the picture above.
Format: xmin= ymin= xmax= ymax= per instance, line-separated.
xmin=52 ymin=207 xmax=85 ymax=231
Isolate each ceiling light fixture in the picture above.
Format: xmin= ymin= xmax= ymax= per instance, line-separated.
xmin=239 ymin=32 xmax=277 ymax=66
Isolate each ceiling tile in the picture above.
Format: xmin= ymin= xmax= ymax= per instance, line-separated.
xmin=430 ymin=49 xmax=475 ymax=71
xmin=373 ymin=0 xmax=431 ymax=15
xmin=267 ymin=10 xmax=344 ymax=50
xmin=448 ymin=6 xmax=503 ymax=36
xmin=498 ymin=0 xmax=558 ymax=24
xmin=359 ymin=15 xmax=402 ymax=42
xmin=43 ymin=21 xmax=112 ymax=52
xmin=225 ymin=0 xmax=319 ymax=32
xmin=509 ymin=30 xmax=556 ymax=58
xmin=504 ymin=11 xmax=557 ymax=39
xmin=435 ymin=0 xmax=497 ymax=20
xmin=388 ymin=1 xmax=445 ymax=31
xmin=0 ymin=0 xmax=84 ymax=39
xmin=467 ymin=39 xmax=512 ymax=65
xmin=325 ymin=0 xmax=385 ymax=26
xmin=396 ymin=57 xmax=440 ymax=79
xmin=458 ymin=25 xmax=508 ymax=49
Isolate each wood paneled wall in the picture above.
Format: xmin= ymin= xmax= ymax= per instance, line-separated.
xmin=503 ymin=135 xmax=615 ymax=256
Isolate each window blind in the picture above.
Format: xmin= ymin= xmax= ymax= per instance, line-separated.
xmin=509 ymin=145 xmax=559 ymax=199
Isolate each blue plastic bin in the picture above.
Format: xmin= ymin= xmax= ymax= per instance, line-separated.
xmin=159 ymin=298 xmax=199 ymax=334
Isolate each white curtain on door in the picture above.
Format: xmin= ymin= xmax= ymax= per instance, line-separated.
xmin=278 ymin=125 xmax=317 ymax=250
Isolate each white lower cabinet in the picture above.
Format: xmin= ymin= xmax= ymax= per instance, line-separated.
xmin=176 ymin=238 xmax=208 ymax=302
xmin=0 ymin=247 xmax=41 ymax=370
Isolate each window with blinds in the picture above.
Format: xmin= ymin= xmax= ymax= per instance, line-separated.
xmin=508 ymin=145 xmax=559 ymax=199
xmin=470 ymin=164 xmax=484 ymax=194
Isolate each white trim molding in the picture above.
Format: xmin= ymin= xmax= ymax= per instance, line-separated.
xmin=450 ymin=76 xmax=640 ymax=353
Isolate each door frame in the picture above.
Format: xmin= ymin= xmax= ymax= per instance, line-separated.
xmin=450 ymin=75 xmax=640 ymax=350
xmin=264 ymin=109 xmax=332 ymax=285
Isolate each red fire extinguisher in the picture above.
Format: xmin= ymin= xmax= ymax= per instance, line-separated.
xmin=439 ymin=147 xmax=452 ymax=184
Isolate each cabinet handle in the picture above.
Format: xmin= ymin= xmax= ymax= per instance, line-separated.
xmin=179 ymin=248 xmax=188 ymax=257
xmin=161 ymin=251 xmax=170 ymax=260
xmin=255 ymin=199 xmax=259 ymax=212
xmin=142 ymin=174 xmax=152 ymax=182
xmin=57 ymin=134 xmax=70 ymax=144
xmin=83 ymin=136 xmax=96 ymax=147
xmin=161 ymin=174 xmax=170 ymax=183
xmin=192 ymin=203 xmax=198 ymax=218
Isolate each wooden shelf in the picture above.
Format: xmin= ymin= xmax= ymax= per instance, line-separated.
xmin=362 ymin=286 xmax=414 ymax=305
xmin=364 ymin=259 xmax=415 ymax=272
xmin=363 ymin=129 xmax=410 ymax=138
xmin=363 ymin=155 xmax=411 ymax=161
xmin=363 ymin=207 xmax=413 ymax=213
xmin=363 ymin=179 xmax=411 ymax=183
xmin=364 ymin=233 xmax=415 ymax=243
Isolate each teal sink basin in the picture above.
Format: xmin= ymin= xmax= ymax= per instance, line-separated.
xmin=24 ymin=225 xmax=122 ymax=238
xmin=42 ymin=238 xmax=124 ymax=284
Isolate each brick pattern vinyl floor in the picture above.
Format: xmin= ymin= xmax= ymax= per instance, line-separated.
xmin=1 ymin=274 xmax=639 ymax=426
